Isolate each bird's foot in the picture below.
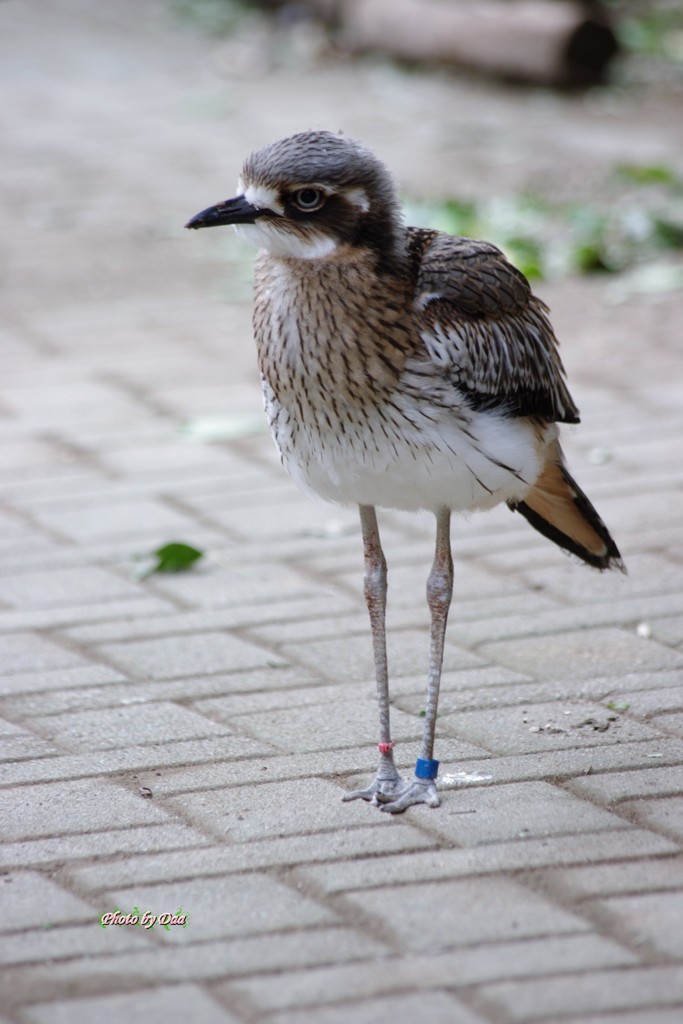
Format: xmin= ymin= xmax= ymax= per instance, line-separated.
xmin=378 ymin=778 xmax=440 ymax=814
xmin=342 ymin=774 xmax=409 ymax=805
xmin=342 ymin=753 xmax=407 ymax=806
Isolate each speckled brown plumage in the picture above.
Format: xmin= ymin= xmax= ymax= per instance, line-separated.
xmin=187 ymin=130 xmax=624 ymax=813
xmin=410 ymin=229 xmax=580 ymax=423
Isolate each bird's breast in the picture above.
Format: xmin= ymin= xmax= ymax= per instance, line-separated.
xmin=250 ymin=253 xmax=544 ymax=513
xmin=253 ymin=253 xmax=414 ymax=413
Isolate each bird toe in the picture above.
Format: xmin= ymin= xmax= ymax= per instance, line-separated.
xmin=378 ymin=780 xmax=440 ymax=814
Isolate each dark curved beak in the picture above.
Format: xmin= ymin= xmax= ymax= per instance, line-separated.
xmin=185 ymin=195 xmax=264 ymax=230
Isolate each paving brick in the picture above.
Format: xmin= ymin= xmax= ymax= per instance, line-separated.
xmin=652 ymin=709 xmax=683 ymax=737
xmin=540 ymin=855 xmax=683 ymax=901
xmin=0 ymin=594 xmax=176 ymax=633
xmin=280 ymin=629 xmax=483 ymax=684
xmin=400 ymin=662 xmax=533 ymax=695
xmin=439 ymin=699 xmax=661 ymax=755
xmin=592 ymin=669 xmax=683 ymax=697
xmin=595 ymin=890 xmax=683 ymax=957
xmin=593 ymin=684 xmax=683 ymax=719
xmin=649 ymin=615 xmax=683 ymax=647
xmin=377 ymin=559 xmax=542 ymax=604
xmin=342 ymin=876 xmax=591 ymax=954
xmin=0 ymin=665 xmax=322 ymax=717
xmin=478 ymin=965 xmax=683 ymax=1021
xmin=267 ymin=991 xmax=489 ymax=1024
xmin=0 ymin=777 xmax=173 ymax=842
xmin=0 ymin=380 xmax=151 ymax=429
xmin=145 ymin=558 xmax=318 ymax=609
xmin=132 ymin=735 xmax=683 ymax=800
xmin=620 ymin=796 xmax=683 ymax=841
xmin=248 ymin=612 xmax=390 ymax=647
xmin=568 ymin=765 xmax=683 ymax=804
xmin=448 ymin=592 xmax=683 ymax=646
xmin=0 ymin=921 xmax=151 ymax=968
xmin=65 ymin=823 xmax=436 ymax=891
xmin=399 ymin=677 xmax=577 ymax=717
xmin=166 ymin=777 xmax=384 ymax=842
xmin=99 ymin=631 xmax=285 ymax=680
xmin=230 ymin=698 xmax=428 ymax=753
xmin=299 ymin=830 xmax=678 ymax=895
xmin=543 ymin=1011 xmax=683 ymax=1024
xmin=0 ymin=439 xmax=70 ymax=479
xmin=96 ymin=440 xmax=247 ymax=480
xmin=0 ymin=635 xmax=86 ymax=675
xmin=398 ymin=668 xmax=673 ymax=712
xmin=105 ymin=874 xmax=334 ymax=942
xmin=134 ymin=748 xmax=379 ymax=795
xmin=585 ymin=489 xmax=683 ymax=535
xmin=0 ymin=871 xmax=93 ymax=932
xmin=524 ymin=552 xmax=683 ymax=602
xmin=229 ymin=934 xmax=635 ymax=1013
xmin=0 ymin=824 xmax=211 ymax=870
xmin=0 ymin=566 xmax=141 ymax=608
xmin=448 ymin=587 xmax=560 ymax=624
xmin=4 ymin=927 xmax=387 ymax=1007
xmin=1 ymin=470 xmax=114 ymax=504
xmin=28 ymin=702 xmax=234 ymax=752
xmin=0 ymin=732 xmax=58 ymax=760
xmin=0 ymin=664 xmax=126 ymax=698
xmin=478 ymin=629 xmax=683 ymax=681
xmin=0 ymin=734 xmax=275 ymax=787
xmin=60 ymin=598 xmax=357 ymax=646
xmin=0 ymin=717 xmax=60 ymax=760
xmin=19 ymin=496 xmax=205 ymax=544
xmin=413 ymin=780 xmax=626 ymax=846
xmin=208 ymin=496 xmax=360 ymax=543
xmin=21 ymin=985 xmax=242 ymax=1024
xmin=0 ymin=511 xmax=53 ymax=558
xmin=191 ymin=679 xmax=375 ymax=720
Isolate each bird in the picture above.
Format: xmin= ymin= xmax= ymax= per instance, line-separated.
xmin=186 ymin=130 xmax=624 ymax=813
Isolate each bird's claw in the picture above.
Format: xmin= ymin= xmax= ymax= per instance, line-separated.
xmin=379 ymin=779 xmax=440 ymax=814
xmin=342 ymin=762 xmax=407 ymax=805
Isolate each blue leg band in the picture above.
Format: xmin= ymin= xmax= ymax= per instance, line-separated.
xmin=415 ymin=757 xmax=439 ymax=780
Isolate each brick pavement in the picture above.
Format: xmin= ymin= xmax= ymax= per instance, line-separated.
xmin=1 ymin=1 xmax=683 ymax=1021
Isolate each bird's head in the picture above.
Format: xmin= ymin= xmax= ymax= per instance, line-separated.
xmin=186 ymin=130 xmax=403 ymax=263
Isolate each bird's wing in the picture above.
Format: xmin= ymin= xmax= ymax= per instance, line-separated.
xmin=410 ymin=228 xmax=580 ymax=423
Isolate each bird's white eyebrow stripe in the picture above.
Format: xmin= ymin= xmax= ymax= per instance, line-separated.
xmin=344 ymin=187 xmax=370 ymax=213
xmin=242 ymin=183 xmax=284 ymax=214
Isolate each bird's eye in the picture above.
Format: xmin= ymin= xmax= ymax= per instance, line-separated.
xmin=292 ymin=188 xmax=326 ymax=212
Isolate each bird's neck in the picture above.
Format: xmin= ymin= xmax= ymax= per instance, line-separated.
xmin=359 ymin=211 xmax=408 ymax=276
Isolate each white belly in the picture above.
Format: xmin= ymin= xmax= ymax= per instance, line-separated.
xmin=261 ymin=368 xmax=551 ymax=514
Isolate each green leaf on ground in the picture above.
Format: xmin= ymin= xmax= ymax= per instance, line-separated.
xmin=137 ymin=542 xmax=205 ymax=580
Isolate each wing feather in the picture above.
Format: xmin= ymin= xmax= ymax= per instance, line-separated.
xmin=410 ymin=228 xmax=580 ymax=423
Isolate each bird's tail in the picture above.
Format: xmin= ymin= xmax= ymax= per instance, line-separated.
xmin=508 ymin=443 xmax=625 ymax=572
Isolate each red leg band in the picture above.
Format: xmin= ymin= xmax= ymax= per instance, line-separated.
xmin=378 ymin=742 xmax=395 ymax=755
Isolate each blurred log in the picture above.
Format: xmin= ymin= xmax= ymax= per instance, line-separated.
xmin=307 ymin=0 xmax=619 ymax=87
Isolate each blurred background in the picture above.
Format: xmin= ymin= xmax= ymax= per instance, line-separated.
xmin=2 ymin=0 xmax=682 ymax=422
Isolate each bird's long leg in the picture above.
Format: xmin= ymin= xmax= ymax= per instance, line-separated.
xmin=342 ymin=505 xmax=408 ymax=804
xmin=380 ymin=506 xmax=452 ymax=813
